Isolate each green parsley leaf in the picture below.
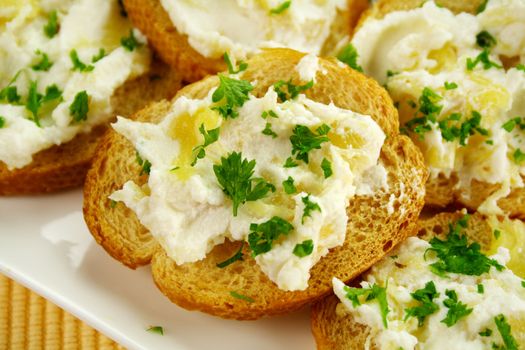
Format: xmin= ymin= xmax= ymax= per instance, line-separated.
xmin=213 ymin=152 xmax=275 ymax=216
xmin=343 ymin=284 xmax=390 ymax=328
xmin=522 ymin=281 xmax=525 ymax=288
xmin=0 ymin=72 xmax=22 ymax=104
xmin=477 ymin=283 xmax=485 ymax=294
xmin=479 ymin=328 xmax=493 ymax=337
xmin=121 ymin=30 xmax=142 ymax=51
xmin=91 ymin=48 xmax=107 ymax=63
xmin=216 ymin=242 xmax=244 ymax=268
xmin=273 ymin=79 xmax=313 ymax=102
xmin=269 ymin=0 xmax=292 ymax=14
xmin=502 ymin=117 xmax=525 ymax=132
xmin=444 ymin=81 xmax=458 ymax=90
xmin=486 ymin=139 xmax=494 ymax=145
xmin=321 ymin=158 xmax=333 ymax=178
xmin=212 ymin=75 xmax=253 ymax=119
xmin=0 ymin=116 xmax=5 ymax=128
xmin=494 ymin=314 xmax=518 ymax=350
xmin=192 ymin=124 xmax=220 ymax=166
xmin=136 ymin=151 xmax=152 ymax=176
xmin=301 ymin=195 xmax=321 ymax=223
xmin=404 ymin=281 xmax=440 ymax=327
xmin=517 ymin=64 xmax=525 ymax=72
xmin=25 ymin=82 xmax=63 ymax=126
xmin=476 ymin=30 xmax=497 ymax=49
xmin=229 ymin=291 xmax=255 ymax=303
xmin=283 ymin=157 xmax=298 ymax=168
xmin=223 ymin=52 xmax=247 ymax=74
xmin=402 ymin=87 xmax=443 ymax=139
xmin=426 ymin=215 xmax=505 ymax=276
xmin=282 ymin=176 xmax=297 ymax=194
xmin=70 ymin=50 xmax=94 ymax=72
xmin=146 ymin=326 xmax=164 ymax=335
xmin=69 ymin=91 xmax=89 ymax=122
xmin=293 ymin=239 xmax=314 ymax=258
xmin=494 ymin=229 xmax=501 ymax=240
xmin=477 ymin=0 xmax=488 ymax=14
xmin=290 ymin=124 xmax=330 ymax=163
xmin=466 ymin=49 xmax=502 ymax=71
xmin=262 ymin=122 xmax=278 ymax=138
xmin=513 ymin=149 xmax=525 ymax=164
xmin=32 ymin=51 xmax=53 ymax=71
xmin=386 ymin=70 xmax=398 ymax=77
xmin=261 ymin=110 xmax=279 ymax=119
xmin=337 ymin=43 xmax=363 ymax=72
xmin=441 ymin=289 xmax=473 ymax=327
xmin=44 ymin=11 xmax=59 ymax=38
xmin=248 ymin=217 xmax=293 ymax=256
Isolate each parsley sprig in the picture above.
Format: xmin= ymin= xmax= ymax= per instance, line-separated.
xmin=466 ymin=49 xmax=502 ymax=71
xmin=293 ymin=239 xmax=314 ymax=257
xmin=290 ymin=124 xmax=330 ymax=163
xmin=301 ymin=195 xmax=321 ymax=223
xmin=192 ymin=124 xmax=220 ymax=166
xmin=26 ymin=82 xmax=63 ymax=126
xmin=69 ymin=91 xmax=89 ymax=122
xmin=223 ymin=53 xmax=247 ymax=74
xmin=441 ymin=289 xmax=473 ymax=327
xmin=404 ymin=281 xmax=440 ymax=327
xmin=494 ymin=314 xmax=518 ymax=350
xmin=212 ymin=75 xmax=253 ymax=119
xmin=273 ymin=79 xmax=313 ymax=102
xmin=337 ymin=43 xmax=363 ymax=72
xmin=248 ymin=216 xmax=293 ymax=256
xmin=213 ymin=152 xmax=275 ymax=216
xmin=502 ymin=117 xmax=525 ymax=132
xmin=216 ymin=243 xmax=244 ymax=268
xmin=70 ymin=50 xmax=94 ymax=72
xmin=344 ymin=284 xmax=390 ymax=328
xmin=0 ymin=72 xmax=22 ymax=104
xmin=426 ymin=215 xmax=505 ymax=276
xmin=44 ymin=11 xmax=59 ymax=38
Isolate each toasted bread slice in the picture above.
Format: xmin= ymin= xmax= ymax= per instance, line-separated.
xmin=83 ymin=48 xmax=427 ymax=320
xmin=0 ymin=60 xmax=182 ymax=196
xmin=123 ymin=0 xmax=369 ymax=82
xmin=354 ymin=0 xmax=525 ymax=219
xmin=311 ymin=210 xmax=525 ymax=349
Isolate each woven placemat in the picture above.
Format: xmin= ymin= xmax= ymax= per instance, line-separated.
xmin=0 ymin=274 xmax=125 ymax=350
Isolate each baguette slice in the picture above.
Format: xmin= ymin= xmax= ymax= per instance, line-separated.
xmin=0 ymin=60 xmax=182 ymax=196
xmin=83 ymin=48 xmax=427 ymax=320
xmin=311 ymin=210 xmax=525 ymax=349
xmin=123 ymin=0 xmax=370 ymax=82
xmin=354 ymin=0 xmax=525 ymax=219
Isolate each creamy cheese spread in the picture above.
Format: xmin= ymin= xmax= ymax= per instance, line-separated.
xmin=158 ymin=0 xmax=347 ymax=60
xmin=352 ymin=0 xmax=525 ymax=214
xmin=0 ymin=0 xmax=150 ymax=169
xmin=333 ymin=235 xmax=525 ymax=349
xmin=110 ymin=65 xmax=386 ymax=291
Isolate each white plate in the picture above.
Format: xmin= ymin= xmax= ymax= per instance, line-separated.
xmin=0 ymin=190 xmax=315 ymax=350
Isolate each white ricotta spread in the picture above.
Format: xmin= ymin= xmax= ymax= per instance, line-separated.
xmin=158 ymin=0 xmax=347 ymax=60
xmin=352 ymin=0 xmax=525 ymax=214
xmin=110 ymin=72 xmax=386 ymax=291
xmin=0 ymin=0 xmax=150 ymax=169
xmin=333 ymin=236 xmax=525 ymax=349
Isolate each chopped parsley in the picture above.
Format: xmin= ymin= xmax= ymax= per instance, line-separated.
xmin=426 ymin=215 xmax=504 ymax=276
xmin=91 ymin=48 xmax=107 ymax=63
xmin=321 ymin=158 xmax=332 ymax=178
xmin=466 ymin=49 xmax=502 ymax=71
xmin=216 ymin=243 xmax=244 ymax=268
xmin=70 ymin=50 xmax=94 ymax=72
xmin=438 ymin=111 xmax=489 ymax=146
xmin=502 ymin=117 xmax=525 ymax=132
xmin=44 ymin=11 xmax=59 ymax=38
xmin=146 ymin=326 xmax=164 ymax=335
xmin=223 ymin=53 xmax=247 ymax=74
xmin=282 ymin=176 xmax=297 ymax=194
xmin=494 ymin=314 xmax=518 ymax=350
xmin=212 ymin=75 xmax=253 ymax=119
xmin=517 ymin=64 xmax=525 ymax=72
xmin=479 ymin=328 xmax=493 ymax=337
xmin=269 ymin=1 xmax=292 ymax=14
xmin=248 ymin=216 xmax=293 ymax=256
xmin=476 ymin=30 xmax=497 ymax=49
xmin=476 ymin=0 xmax=488 ymax=14
xmin=337 ymin=43 xmax=363 ymax=72
xmin=283 ymin=157 xmax=299 ymax=168
xmin=441 ymin=289 xmax=473 ymax=327
xmin=229 ymin=291 xmax=254 ymax=303
xmin=293 ymin=239 xmax=314 ymax=258
xmin=0 ymin=72 xmax=22 ymax=104
xmin=32 ymin=51 xmax=53 ymax=71
xmin=192 ymin=124 xmax=220 ymax=166
xmin=261 ymin=110 xmax=279 ymax=119
xmin=26 ymin=82 xmax=63 ymax=126
xmin=121 ymin=30 xmax=142 ymax=51
xmin=477 ymin=283 xmax=485 ymax=294
xmin=136 ymin=151 xmax=151 ymax=176
xmin=401 ymin=87 xmax=442 ymax=138
xmin=387 ymin=70 xmax=398 ymax=77
xmin=290 ymin=124 xmax=330 ymax=163
xmin=262 ymin=122 xmax=278 ymax=138
xmin=273 ymin=79 xmax=313 ymax=102
xmin=213 ymin=152 xmax=275 ymax=216
xmin=343 ymin=284 xmax=390 ymax=328
xmin=513 ymin=149 xmax=525 ymax=164
xmin=444 ymin=81 xmax=458 ymax=90
xmin=404 ymin=281 xmax=440 ymax=327
xmin=69 ymin=91 xmax=89 ymax=122
xmin=494 ymin=229 xmax=501 ymax=240
xmin=301 ymin=195 xmax=321 ymax=223
xmin=0 ymin=116 xmax=5 ymax=128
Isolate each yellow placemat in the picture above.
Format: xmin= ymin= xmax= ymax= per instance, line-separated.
xmin=0 ymin=274 xmax=125 ymax=350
